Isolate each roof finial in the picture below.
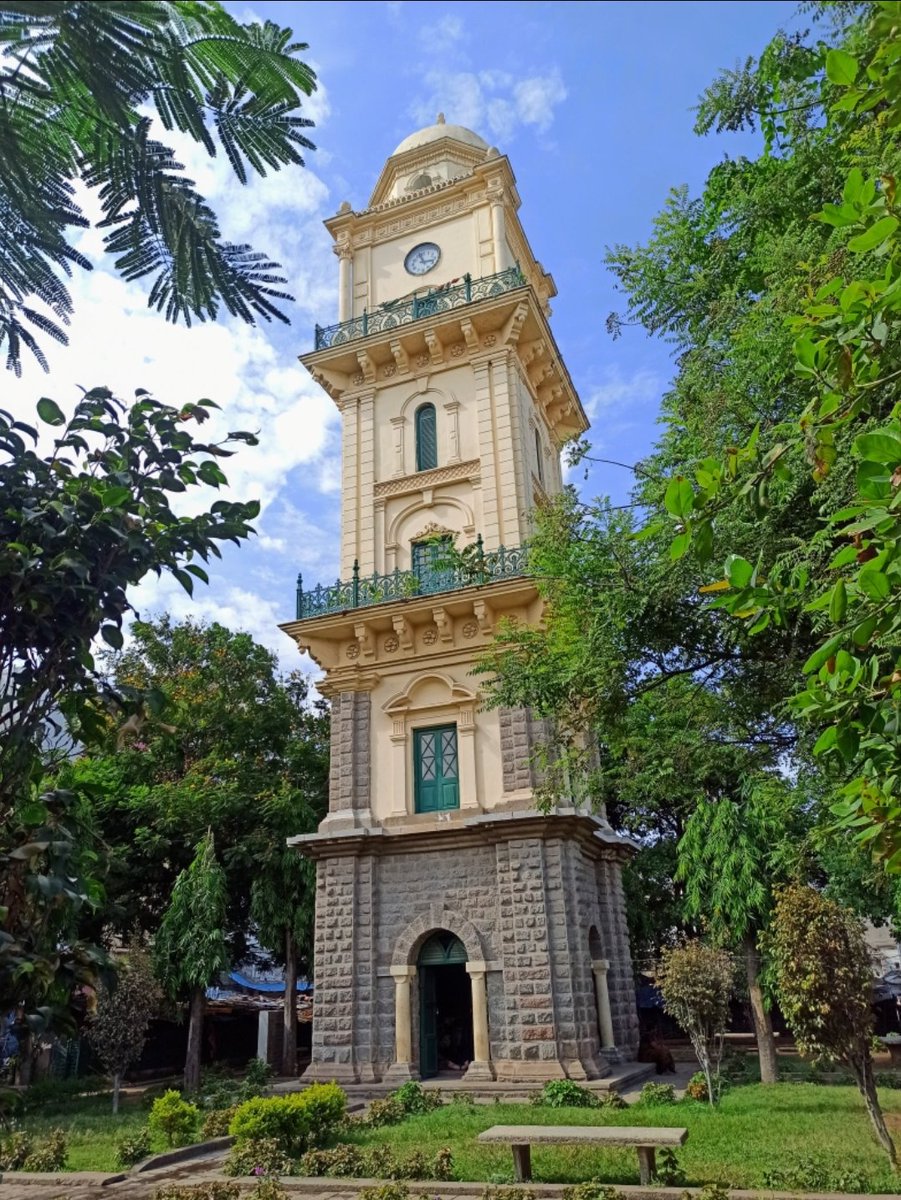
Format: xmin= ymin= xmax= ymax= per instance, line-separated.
xmin=436 ymin=112 xmax=446 ymax=124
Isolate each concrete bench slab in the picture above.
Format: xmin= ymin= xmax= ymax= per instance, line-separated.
xmin=477 ymin=1124 xmax=688 ymax=1185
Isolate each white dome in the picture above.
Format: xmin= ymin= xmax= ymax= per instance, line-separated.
xmin=392 ymin=117 xmax=488 ymax=156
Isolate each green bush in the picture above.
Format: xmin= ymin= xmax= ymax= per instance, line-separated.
xmin=19 ymin=1075 xmax=107 ymax=1111
xmin=392 ymin=1081 xmax=443 ymax=1115
xmin=597 ymin=1091 xmax=627 ymax=1110
xmin=562 ymin=1185 xmax=627 ymax=1200
xmin=244 ymin=1057 xmax=274 ymax=1090
xmin=229 ymin=1096 xmax=308 ymax=1154
xmin=298 ymin=1143 xmax=367 ymax=1177
xmin=0 ymin=1130 xmax=34 ymax=1170
xmin=359 ymin=1184 xmax=409 ymax=1200
xmin=365 ymin=1096 xmax=405 ymax=1127
xmin=481 ymin=1187 xmax=536 ymax=1200
xmin=252 ymin=1181 xmax=288 ymax=1200
xmin=761 ymin=1154 xmax=867 ymax=1193
xmin=433 ymin=1147 xmax=455 ymax=1181
xmin=653 ymin=1148 xmax=685 ymax=1187
xmin=531 ymin=1079 xmax=597 ymax=1108
xmin=681 ymin=1187 xmax=729 ymax=1200
xmin=149 ymin=1090 xmax=200 ymax=1148
xmin=684 ymin=1071 xmax=710 ymax=1102
xmin=875 ymin=1070 xmax=901 ymax=1089
xmin=224 ymin=1136 xmax=293 ymax=1178
xmin=201 ymin=1105 xmax=238 ymax=1139
xmin=19 ymin=1128 xmax=67 ymax=1172
xmin=637 ymin=1081 xmax=677 ymax=1106
xmin=115 ymin=1128 xmax=152 ymax=1167
xmin=154 ymin=1184 xmax=242 ymax=1200
xmin=294 ymin=1081 xmax=347 ymax=1141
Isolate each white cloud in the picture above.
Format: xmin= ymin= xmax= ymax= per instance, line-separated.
xmin=411 ymin=67 xmax=567 ymax=143
xmin=418 ymin=13 xmax=465 ymax=52
xmin=583 ymin=367 xmax=661 ymax=422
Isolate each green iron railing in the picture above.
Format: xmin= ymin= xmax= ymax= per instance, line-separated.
xmin=295 ymin=537 xmax=528 ymax=620
xmin=313 ymin=265 xmax=527 ymax=351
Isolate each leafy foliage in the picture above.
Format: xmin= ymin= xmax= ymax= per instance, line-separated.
xmin=657 ymin=942 xmax=733 ymax=1107
xmin=148 ymin=1089 xmax=200 ymax=1148
xmin=0 ymin=1 xmax=317 ymax=374
xmin=636 ymin=1081 xmax=677 ymax=1106
xmin=767 ymin=884 xmax=896 ymax=1164
xmin=530 ymin=1080 xmax=598 ymax=1108
xmin=115 ymin=1127 xmax=152 ymax=1167
xmin=87 ymin=935 xmax=162 ymax=1112
xmin=155 ymin=832 xmax=227 ymax=999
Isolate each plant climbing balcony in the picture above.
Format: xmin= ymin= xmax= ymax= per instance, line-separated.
xmin=295 ymin=538 xmax=529 ymax=620
xmin=313 ymin=265 xmax=527 ymax=351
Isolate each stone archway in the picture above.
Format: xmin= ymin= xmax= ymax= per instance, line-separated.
xmin=387 ymin=911 xmax=494 ymax=1083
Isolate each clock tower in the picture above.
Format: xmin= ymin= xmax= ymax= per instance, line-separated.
xmin=281 ymin=116 xmax=639 ymax=1085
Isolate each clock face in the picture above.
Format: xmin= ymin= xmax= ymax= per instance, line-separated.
xmin=404 ymin=242 xmax=441 ymax=276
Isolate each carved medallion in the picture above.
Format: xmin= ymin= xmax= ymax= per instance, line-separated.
xmin=421 ymin=626 xmax=439 ymax=646
xmin=346 ymin=642 xmax=360 ymax=659
xmin=384 ymin=635 xmax=399 ymax=653
xmin=462 ymin=620 xmax=479 ymax=639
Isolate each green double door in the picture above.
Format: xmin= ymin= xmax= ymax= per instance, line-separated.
xmin=414 ymin=725 xmax=459 ymax=813
xmin=418 ymin=933 xmax=471 ymax=1078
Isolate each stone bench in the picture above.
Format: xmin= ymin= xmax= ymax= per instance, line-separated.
xmin=477 ymin=1123 xmax=689 ymax=1185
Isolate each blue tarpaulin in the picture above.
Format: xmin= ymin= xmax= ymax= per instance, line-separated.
xmin=227 ymin=972 xmax=312 ymax=994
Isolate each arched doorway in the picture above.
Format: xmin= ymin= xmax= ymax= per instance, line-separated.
xmin=417 ymin=931 xmax=474 ymax=1078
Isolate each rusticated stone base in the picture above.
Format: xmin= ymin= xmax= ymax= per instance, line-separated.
xmin=297 ymin=810 xmax=639 ymax=1084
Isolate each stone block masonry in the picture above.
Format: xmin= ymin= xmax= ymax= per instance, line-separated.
xmin=303 ymin=814 xmax=638 ymax=1083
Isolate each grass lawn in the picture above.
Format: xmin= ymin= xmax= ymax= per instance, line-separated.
xmin=347 ymin=1084 xmax=901 ymax=1193
xmin=12 ymin=1094 xmax=182 ymax=1172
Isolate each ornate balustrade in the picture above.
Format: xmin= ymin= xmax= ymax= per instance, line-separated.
xmin=295 ymin=539 xmax=529 ymax=620
xmin=313 ymin=265 xmax=526 ymax=350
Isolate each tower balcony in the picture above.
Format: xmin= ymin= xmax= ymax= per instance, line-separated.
xmin=313 ymin=265 xmax=526 ymax=351
xmin=295 ymin=537 xmax=528 ymax=620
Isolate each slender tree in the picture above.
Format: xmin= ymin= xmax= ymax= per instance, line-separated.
xmin=657 ymin=941 xmax=733 ymax=1106
xmin=767 ymin=884 xmax=897 ymax=1166
xmin=677 ymin=781 xmax=798 ymax=1084
xmin=155 ymin=831 xmax=227 ymax=1092
xmin=87 ymin=936 xmax=162 ymax=1113
xmin=0 ymin=1 xmax=317 ymax=374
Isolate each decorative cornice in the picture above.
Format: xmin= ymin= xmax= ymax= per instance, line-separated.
xmin=374 ymin=458 xmax=480 ymax=499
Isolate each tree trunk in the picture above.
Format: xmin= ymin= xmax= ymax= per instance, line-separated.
xmin=112 ymin=1070 xmax=121 ymax=1115
xmin=744 ymin=935 xmax=778 ymax=1084
xmin=852 ymin=1048 xmax=897 ymax=1167
xmin=282 ymin=931 xmax=298 ymax=1078
xmin=184 ymin=986 xmax=205 ymax=1093
xmin=16 ymin=1029 xmax=33 ymax=1086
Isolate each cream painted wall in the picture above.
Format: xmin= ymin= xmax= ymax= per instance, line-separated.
xmin=369 ymin=657 xmax=507 ymax=825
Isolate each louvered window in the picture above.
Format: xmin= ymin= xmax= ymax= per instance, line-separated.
xmin=415 ymin=403 xmax=438 ymax=471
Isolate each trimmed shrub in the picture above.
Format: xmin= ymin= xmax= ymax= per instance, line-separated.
xmin=637 ymin=1081 xmax=677 ymax=1106
xmin=392 ymin=1081 xmax=443 ymax=1115
xmin=224 ymin=1137 xmax=293 ymax=1178
xmin=0 ymin=1131 xmax=34 ymax=1170
xmin=154 ymin=1185 xmax=241 ymax=1200
xmin=365 ymin=1096 xmax=405 ymax=1127
xmin=229 ymin=1097 xmax=309 ymax=1155
xmin=359 ymin=1185 xmax=410 ymax=1200
xmin=531 ymin=1079 xmax=597 ymax=1108
xmin=202 ymin=1106 xmax=239 ymax=1139
xmin=149 ymin=1090 xmax=200 ymax=1148
xmin=115 ymin=1128 xmax=152 ymax=1167
xmin=298 ymin=1143 xmax=367 ymax=1177
xmin=294 ymin=1081 xmax=346 ymax=1142
xmin=20 ymin=1129 xmax=67 ymax=1172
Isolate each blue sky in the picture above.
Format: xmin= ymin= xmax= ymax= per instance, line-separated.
xmin=6 ymin=0 xmax=802 ymax=671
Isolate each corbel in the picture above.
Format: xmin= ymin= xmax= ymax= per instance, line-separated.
xmin=460 ymin=318 xmax=480 ymax=353
xmin=472 ymin=598 xmax=493 ymax=635
xmin=390 ymin=340 xmax=409 ymax=373
xmin=424 ymin=328 xmax=444 ymax=366
xmin=354 ymin=621 xmax=375 ymax=659
xmin=501 ymin=300 xmax=529 ymax=347
xmin=392 ymin=614 xmax=414 ymax=651
xmin=432 ymin=606 xmax=453 ymax=644
xmin=355 ymin=350 xmax=376 ymax=385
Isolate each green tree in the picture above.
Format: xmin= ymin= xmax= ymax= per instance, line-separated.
xmin=657 ymin=941 xmax=733 ymax=1107
xmin=767 ymin=884 xmax=897 ymax=1166
xmin=0 ymin=0 xmax=317 ymax=374
xmin=87 ymin=935 xmax=162 ymax=1113
xmin=677 ymin=780 xmax=800 ymax=1085
xmin=64 ymin=617 xmax=327 ymax=954
xmin=155 ymin=831 xmax=227 ymax=1092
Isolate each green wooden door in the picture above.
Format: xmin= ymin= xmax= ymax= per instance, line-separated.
xmin=414 ymin=725 xmax=459 ymax=812
xmin=419 ymin=966 xmax=438 ymax=1077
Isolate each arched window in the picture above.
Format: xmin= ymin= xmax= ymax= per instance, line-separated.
xmin=415 ymin=402 xmax=438 ymax=472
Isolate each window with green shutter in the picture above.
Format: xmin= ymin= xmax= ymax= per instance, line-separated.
xmin=415 ymin=402 xmax=438 ymax=471
xmin=414 ymin=725 xmax=459 ymax=812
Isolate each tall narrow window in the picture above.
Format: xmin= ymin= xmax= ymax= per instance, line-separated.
xmin=415 ymin=403 xmax=438 ymax=471
xmin=534 ymin=427 xmax=544 ymax=485
xmin=414 ymin=725 xmax=460 ymax=812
